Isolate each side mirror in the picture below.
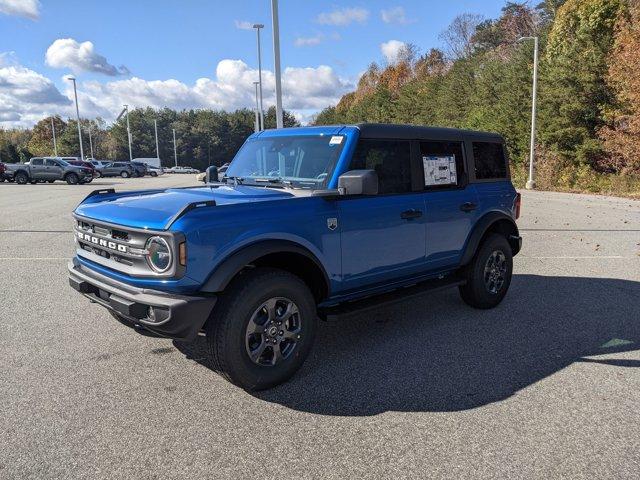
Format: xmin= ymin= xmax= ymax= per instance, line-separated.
xmin=205 ymin=166 xmax=219 ymax=183
xmin=337 ymin=169 xmax=378 ymax=196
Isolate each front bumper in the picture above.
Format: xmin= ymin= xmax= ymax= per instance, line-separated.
xmin=68 ymin=258 xmax=216 ymax=341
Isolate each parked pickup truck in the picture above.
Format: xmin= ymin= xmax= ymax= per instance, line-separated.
xmin=68 ymin=124 xmax=522 ymax=390
xmin=8 ymin=157 xmax=94 ymax=185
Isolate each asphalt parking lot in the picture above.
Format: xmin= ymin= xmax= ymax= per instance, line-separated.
xmin=1 ymin=176 xmax=639 ymax=479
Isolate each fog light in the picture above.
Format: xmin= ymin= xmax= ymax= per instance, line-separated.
xmin=147 ymin=306 xmax=156 ymax=322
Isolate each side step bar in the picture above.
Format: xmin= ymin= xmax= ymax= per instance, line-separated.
xmin=319 ymin=275 xmax=466 ymax=321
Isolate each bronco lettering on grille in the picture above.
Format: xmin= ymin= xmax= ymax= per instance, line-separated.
xmin=76 ymin=231 xmax=128 ymax=253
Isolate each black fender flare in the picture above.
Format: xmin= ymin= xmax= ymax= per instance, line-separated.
xmin=460 ymin=212 xmax=520 ymax=266
xmin=201 ymin=240 xmax=331 ymax=295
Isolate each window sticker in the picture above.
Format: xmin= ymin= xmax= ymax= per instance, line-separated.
xmin=423 ymin=155 xmax=457 ymax=186
xmin=329 ymin=135 xmax=344 ymax=146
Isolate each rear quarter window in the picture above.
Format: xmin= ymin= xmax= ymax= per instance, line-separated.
xmin=472 ymin=142 xmax=507 ymax=180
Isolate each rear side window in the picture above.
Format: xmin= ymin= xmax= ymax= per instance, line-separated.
xmin=472 ymin=142 xmax=507 ymax=180
xmin=420 ymin=141 xmax=466 ymax=189
xmin=350 ymin=140 xmax=412 ymax=194
xmin=31 ymin=158 xmax=43 ymax=166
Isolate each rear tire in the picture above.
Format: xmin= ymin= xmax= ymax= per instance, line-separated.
xmin=66 ymin=173 xmax=79 ymax=185
xmin=15 ymin=172 xmax=28 ymax=185
xmin=150 ymin=171 xmax=157 ymax=177
xmin=459 ymin=233 xmax=513 ymax=309
xmin=206 ymin=268 xmax=317 ymax=391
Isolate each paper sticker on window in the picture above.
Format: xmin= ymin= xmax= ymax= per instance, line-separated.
xmin=329 ymin=136 xmax=344 ymax=145
xmin=423 ymin=155 xmax=457 ymax=186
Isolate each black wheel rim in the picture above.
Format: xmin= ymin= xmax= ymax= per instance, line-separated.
xmin=245 ymin=297 xmax=302 ymax=367
xmin=483 ymin=250 xmax=507 ymax=294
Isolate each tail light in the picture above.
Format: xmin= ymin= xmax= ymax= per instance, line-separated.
xmin=514 ymin=192 xmax=521 ymax=219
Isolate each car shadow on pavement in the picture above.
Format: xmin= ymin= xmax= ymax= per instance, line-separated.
xmin=174 ymin=274 xmax=640 ymax=415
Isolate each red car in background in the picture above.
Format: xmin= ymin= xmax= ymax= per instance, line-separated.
xmin=67 ymin=160 xmax=98 ymax=178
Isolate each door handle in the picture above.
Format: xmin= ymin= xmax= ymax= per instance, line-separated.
xmin=400 ymin=209 xmax=423 ymax=220
xmin=460 ymin=202 xmax=477 ymax=212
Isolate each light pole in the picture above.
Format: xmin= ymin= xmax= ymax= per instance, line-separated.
xmin=50 ymin=117 xmax=58 ymax=156
xmin=253 ymin=23 xmax=265 ymax=131
xmin=172 ymin=128 xmax=177 ymax=167
xmin=154 ymin=119 xmax=160 ymax=160
xmin=123 ymin=104 xmax=133 ymax=161
xmin=87 ymin=127 xmax=94 ymax=159
xmin=519 ymin=36 xmax=539 ymax=190
xmin=253 ymin=81 xmax=260 ymax=133
xmin=66 ymin=76 xmax=84 ymax=160
xmin=271 ymin=0 xmax=284 ymax=128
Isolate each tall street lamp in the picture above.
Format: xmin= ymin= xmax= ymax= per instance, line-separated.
xmin=123 ymin=104 xmax=133 ymax=161
xmin=253 ymin=81 xmax=260 ymax=133
xmin=253 ymin=23 xmax=265 ymax=131
xmin=66 ymin=76 xmax=85 ymax=160
xmin=271 ymin=0 xmax=284 ymax=128
xmin=519 ymin=36 xmax=539 ymax=190
xmin=50 ymin=117 xmax=58 ymax=156
xmin=172 ymin=128 xmax=178 ymax=167
xmin=154 ymin=119 xmax=160 ymax=160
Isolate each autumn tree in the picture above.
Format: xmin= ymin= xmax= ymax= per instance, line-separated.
xmin=599 ymin=0 xmax=640 ymax=174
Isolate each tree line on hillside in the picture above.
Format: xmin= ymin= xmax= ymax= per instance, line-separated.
xmin=0 ymin=106 xmax=298 ymax=171
xmin=314 ymin=0 xmax=640 ymax=195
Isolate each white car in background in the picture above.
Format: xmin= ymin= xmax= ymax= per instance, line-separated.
xmin=166 ymin=166 xmax=200 ymax=174
xmin=147 ymin=166 xmax=164 ymax=177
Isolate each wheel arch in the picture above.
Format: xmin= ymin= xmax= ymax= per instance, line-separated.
xmin=201 ymin=240 xmax=331 ymax=302
xmin=460 ymin=211 xmax=521 ymax=266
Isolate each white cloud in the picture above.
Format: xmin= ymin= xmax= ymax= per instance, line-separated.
xmin=380 ymin=40 xmax=407 ymax=64
xmin=381 ymin=6 xmax=412 ymax=25
xmin=234 ymin=20 xmax=253 ymax=30
xmin=0 ymin=56 xmax=353 ymax=128
xmin=294 ymin=34 xmax=323 ymax=47
xmin=45 ymin=38 xmax=129 ymax=76
xmin=317 ymin=7 xmax=369 ymax=26
xmin=0 ymin=0 xmax=40 ymax=20
xmin=0 ymin=63 xmax=71 ymax=126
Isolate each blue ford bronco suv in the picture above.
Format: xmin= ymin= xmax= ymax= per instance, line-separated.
xmin=68 ymin=124 xmax=522 ymax=390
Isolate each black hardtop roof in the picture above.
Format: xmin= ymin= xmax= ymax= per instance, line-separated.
xmin=354 ymin=123 xmax=503 ymax=142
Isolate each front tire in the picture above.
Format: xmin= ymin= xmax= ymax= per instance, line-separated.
xmin=121 ymin=171 xmax=130 ymax=178
xmin=150 ymin=171 xmax=157 ymax=177
xmin=459 ymin=233 xmax=513 ymax=309
xmin=66 ymin=173 xmax=79 ymax=185
xmin=206 ymin=268 xmax=317 ymax=391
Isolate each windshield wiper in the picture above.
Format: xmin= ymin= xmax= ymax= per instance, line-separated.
xmin=225 ymin=176 xmax=244 ymax=185
xmin=253 ymin=177 xmax=296 ymax=189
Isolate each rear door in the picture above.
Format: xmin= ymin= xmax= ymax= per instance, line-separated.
xmin=420 ymin=139 xmax=479 ymax=270
xmin=29 ymin=158 xmax=46 ymax=180
xmin=338 ymin=139 xmax=426 ymax=291
xmin=468 ymin=139 xmax=515 ymax=215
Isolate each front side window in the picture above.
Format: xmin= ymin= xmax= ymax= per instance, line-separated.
xmin=31 ymin=158 xmax=43 ymax=166
xmin=473 ymin=142 xmax=507 ymax=180
xmin=45 ymin=159 xmax=59 ymax=167
xmin=349 ymin=140 xmax=412 ymax=194
xmin=420 ymin=141 xmax=466 ymax=189
xmin=226 ymin=135 xmax=346 ymax=189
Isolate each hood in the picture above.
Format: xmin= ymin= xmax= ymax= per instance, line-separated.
xmin=74 ymin=185 xmax=297 ymax=230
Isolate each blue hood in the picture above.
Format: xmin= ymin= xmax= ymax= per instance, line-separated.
xmin=75 ymin=185 xmax=295 ymax=230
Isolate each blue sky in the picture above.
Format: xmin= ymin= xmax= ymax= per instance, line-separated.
xmin=0 ymin=0 xmax=507 ymax=126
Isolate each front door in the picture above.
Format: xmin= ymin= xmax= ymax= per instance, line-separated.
xmin=45 ymin=159 xmax=63 ymax=180
xmin=338 ymin=139 xmax=426 ymax=291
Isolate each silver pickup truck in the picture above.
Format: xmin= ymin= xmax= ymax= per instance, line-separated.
xmin=6 ymin=157 xmax=94 ymax=185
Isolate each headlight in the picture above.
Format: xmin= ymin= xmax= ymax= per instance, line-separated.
xmin=145 ymin=236 xmax=172 ymax=272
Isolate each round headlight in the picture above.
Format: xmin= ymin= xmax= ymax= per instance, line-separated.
xmin=145 ymin=236 xmax=172 ymax=272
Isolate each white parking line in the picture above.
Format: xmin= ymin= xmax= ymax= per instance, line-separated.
xmin=0 ymin=257 xmax=71 ymax=260
xmin=521 ymin=255 xmax=627 ymax=259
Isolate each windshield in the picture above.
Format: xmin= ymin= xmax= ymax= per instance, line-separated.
xmin=225 ymin=135 xmax=345 ymax=189
xmin=58 ymin=160 xmax=69 ymax=166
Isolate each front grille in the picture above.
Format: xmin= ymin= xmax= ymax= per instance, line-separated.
xmin=73 ymin=215 xmax=185 ymax=278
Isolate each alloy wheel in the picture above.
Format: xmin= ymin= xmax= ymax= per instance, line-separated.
xmin=245 ymin=297 xmax=302 ymax=367
xmin=483 ymin=250 xmax=507 ymax=294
